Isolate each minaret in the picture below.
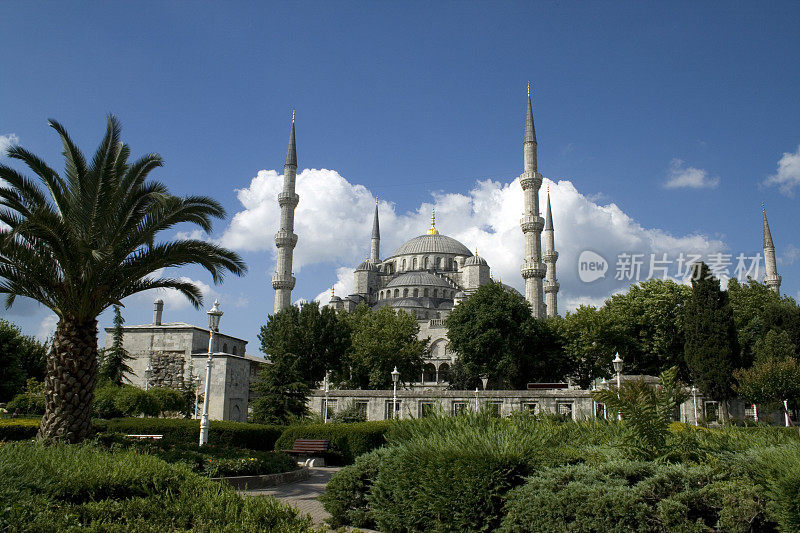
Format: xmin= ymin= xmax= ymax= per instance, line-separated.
xmin=370 ymin=197 xmax=380 ymax=263
xmin=519 ymin=83 xmax=546 ymax=317
xmin=543 ymin=188 xmax=559 ymax=317
xmin=272 ymin=111 xmax=300 ymax=314
xmin=762 ymin=203 xmax=781 ymax=295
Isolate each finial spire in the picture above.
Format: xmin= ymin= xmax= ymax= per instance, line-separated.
xmin=544 ymin=188 xmax=554 ymax=231
xmin=292 ymin=109 xmax=295 ymax=124
xmin=331 ymin=285 xmax=335 ymax=298
xmin=427 ymin=208 xmax=439 ymax=235
xmin=285 ymin=111 xmax=297 ymax=167
xmin=762 ymin=203 xmax=774 ymax=249
xmin=525 ymin=84 xmax=537 ymax=145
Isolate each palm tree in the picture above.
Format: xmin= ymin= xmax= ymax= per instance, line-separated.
xmin=0 ymin=116 xmax=246 ymax=442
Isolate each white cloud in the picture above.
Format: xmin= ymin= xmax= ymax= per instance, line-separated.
xmin=130 ymin=274 xmax=218 ymax=312
xmin=36 ymin=314 xmax=58 ymax=343
xmin=0 ymin=134 xmax=19 ymax=158
xmin=224 ymin=167 xmax=726 ymax=313
xmin=780 ymin=244 xmax=800 ymax=267
xmin=764 ymin=145 xmax=800 ymax=196
xmin=664 ymin=159 xmax=719 ymax=189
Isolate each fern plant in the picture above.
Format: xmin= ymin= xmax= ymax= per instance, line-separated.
xmin=592 ymin=366 xmax=687 ymax=460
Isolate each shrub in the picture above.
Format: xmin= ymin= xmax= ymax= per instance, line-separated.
xmin=5 ymin=391 xmax=45 ymax=416
xmin=93 ymin=417 xmax=284 ymax=451
xmin=0 ymin=441 xmax=314 ymax=532
xmin=147 ymin=387 xmax=186 ymax=415
xmin=369 ymin=441 xmax=529 ymax=532
xmin=275 ymin=421 xmax=391 ymax=464
xmin=499 ymin=461 xmax=769 ymax=533
xmin=92 ymin=383 xmax=123 ymax=418
xmin=321 ymin=447 xmax=388 ymax=528
xmin=330 ymin=401 xmax=368 ymax=423
xmin=0 ymin=418 xmax=39 ymax=441
xmin=113 ymin=385 xmax=160 ymax=417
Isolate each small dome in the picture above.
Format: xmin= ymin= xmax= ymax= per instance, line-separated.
xmin=454 ymin=291 xmax=467 ymax=298
xmin=329 ymin=296 xmax=342 ymax=302
xmin=463 ymin=254 xmax=488 ymax=267
xmin=356 ymin=260 xmax=378 ymax=271
xmin=386 ymin=272 xmax=453 ymax=289
xmin=390 ymin=234 xmax=472 ymax=258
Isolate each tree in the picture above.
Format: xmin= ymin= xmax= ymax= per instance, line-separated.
xmin=728 ymin=277 xmax=800 ymax=367
xmin=735 ymin=357 xmax=800 ymax=424
xmin=603 ymin=279 xmax=692 ymax=378
xmin=258 ymin=300 xmax=350 ymax=385
xmin=250 ymin=352 xmax=311 ymax=424
xmin=343 ymin=304 xmax=427 ymax=389
xmin=753 ymin=329 xmax=797 ymax=363
xmin=446 ymin=282 xmax=567 ymax=389
xmin=553 ymin=305 xmax=620 ymax=388
xmin=98 ymin=305 xmax=134 ymax=385
xmin=684 ymin=262 xmax=740 ymax=423
xmin=0 ymin=318 xmax=47 ymax=401
xmin=0 ymin=117 xmax=245 ymax=442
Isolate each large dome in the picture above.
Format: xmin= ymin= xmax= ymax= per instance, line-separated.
xmin=389 ymin=234 xmax=472 ymax=258
xmin=386 ymin=272 xmax=453 ymax=288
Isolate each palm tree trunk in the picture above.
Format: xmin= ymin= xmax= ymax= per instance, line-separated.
xmin=37 ymin=318 xmax=98 ymax=443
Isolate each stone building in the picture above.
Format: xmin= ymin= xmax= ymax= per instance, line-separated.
xmin=326 ymin=87 xmax=560 ymax=384
xmin=103 ymin=299 xmax=265 ymax=422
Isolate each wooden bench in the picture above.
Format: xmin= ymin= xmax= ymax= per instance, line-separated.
xmin=281 ymin=439 xmax=331 ymax=466
xmin=126 ymin=434 xmax=163 ymax=440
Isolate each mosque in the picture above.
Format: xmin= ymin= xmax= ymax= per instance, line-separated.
xmin=271 ymin=86 xmax=560 ymax=385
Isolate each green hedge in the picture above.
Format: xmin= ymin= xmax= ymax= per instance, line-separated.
xmin=369 ymin=442 xmax=528 ymax=532
xmin=274 ymin=421 xmax=391 ymax=464
xmin=0 ymin=418 xmax=39 ymax=441
xmin=0 ymin=441 xmax=314 ymax=532
xmin=499 ymin=461 xmax=768 ymax=533
xmin=320 ymin=447 xmax=388 ymax=528
xmin=93 ymin=418 xmax=284 ymax=451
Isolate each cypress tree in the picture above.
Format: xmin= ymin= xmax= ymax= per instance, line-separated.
xmin=684 ymin=262 xmax=740 ymax=423
xmin=98 ymin=306 xmax=134 ymax=385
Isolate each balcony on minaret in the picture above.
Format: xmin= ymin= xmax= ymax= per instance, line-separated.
xmin=520 ymin=214 xmax=544 ymax=234
xmin=520 ymin=260 xmax=546 ymax=279
xmin=277 ymin=191 xmax=300 ymax=208
xmin=274 ymin=229 xmax=298 ymax=248
xmin=543 ymin=250 xmax=559 ymax=263
xmin=519 ymin=171 xmax=542 ymax=191
xmin=544 ymin=280 xmax=560 ymax=293
xmin=271 ymin=274 xmax=296 ymax=290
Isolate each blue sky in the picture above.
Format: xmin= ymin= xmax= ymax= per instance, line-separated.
xmin=1 ymin=2 xmax=799 ymax=354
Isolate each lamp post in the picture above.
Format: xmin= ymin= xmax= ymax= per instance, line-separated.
xmin=199 ymin=300 xmax=222 ymax=446
xmin=691 ymin=385 xmax=698 ymax=426
xmin=474 ymin=387 xmax=479 ymax=412
xmin=612 ymin=352 xmax=623 ymax=421
xmin=785 ymin=399 xmax=791 ymax=427
xmin=323 ymin=370 xmax=330 ymax=423
xmin=480 ymin=375 xmax=488 ymax=391
xmin=391 ymin=367 xmax=400 ymax=419
xmin=193 ymin=375 xmax=200 ymax=419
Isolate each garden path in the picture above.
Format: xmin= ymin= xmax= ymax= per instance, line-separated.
xmin=241 ymin=466 xmax=379 ymax=531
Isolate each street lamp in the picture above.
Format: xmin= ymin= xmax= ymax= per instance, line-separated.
xmin=474 ymin=387 xmax=479 ymax=412
xmin=691 ymin=385 xmax=698 ymax=426
xmin=193 ymin=375 xmax=200 ymax=419
xmin=391 ymin=367 xmax=400 ymax=419
xmin=480 ymin=375 xmax=488 ymax=391
xmin=199 ymin=300 xmax=222 ymax=446
xmin=323 ymin=370 xmax=330 ymax=423
xmin=612 ymin=352 xmax=623 ymax=421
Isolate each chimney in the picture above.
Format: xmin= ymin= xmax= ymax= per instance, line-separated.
xmin=153 ymin=299 xmax=164 ymax=325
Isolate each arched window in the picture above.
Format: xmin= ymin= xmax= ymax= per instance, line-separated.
xmin=223 ymin=342 xmax=228 ymax=353
xmin=413 ymin=288 xmax=419 ymax=297
xmin=394 ymin=289 xmax=399 ymax=298
xmin=435 ymin=257 xmax=441 ymax=269
xmin=438 ymin=363 xmax=450 ymax=383
xmin=422 ymin=363 xmax=437 ymax=383
xmin=412 ymin=257 xmax=417 ymax=270
xmin=433 ymin=289 xmax=438 ymax=298
xmin=423 ymin=256 xmax=429 ymax=269
xmin=448 ymin=258 xmax=454 ymax=270
xmin=424 ymin=288 xmax=429 ymax=297
xmin=401 ymin=259 xmax=406 ymax=271
xmin=232 ymin=345 xmax=238 ymax=355
xmin=403 ymin=288 xmax=409 ymax=297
